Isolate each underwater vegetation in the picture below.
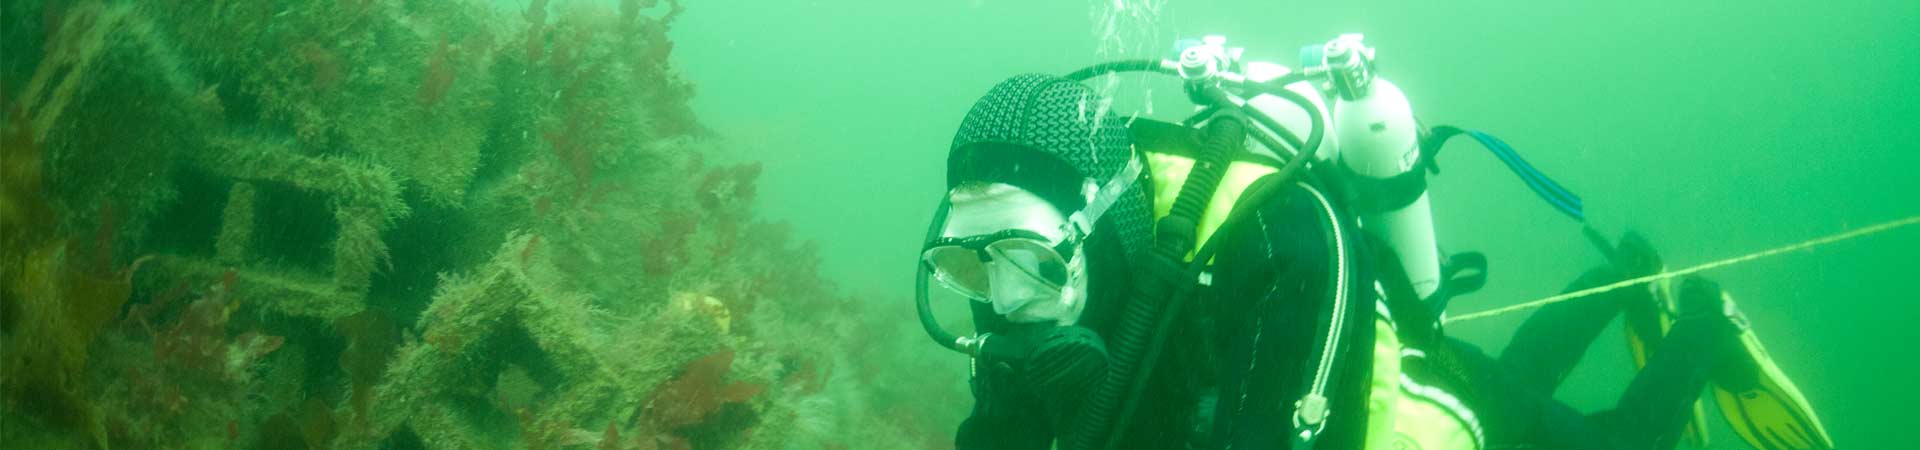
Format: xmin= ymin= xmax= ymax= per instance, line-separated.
xmin=1 ymin=1 xmax=957 ymax=449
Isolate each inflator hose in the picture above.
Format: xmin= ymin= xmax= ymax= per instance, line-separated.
xmin=1064 ymin=116 xmax=1246 ymax=450
xmin=1102 ymin=108 xmax=1325 ymax=450
xmin=1063 ymin=57 xmax=1319 ymax=160
xmin=1232 ymin=75 xmax=1318 ymax=157
xmin=1108 ymin=118 xmax=1248 ymax=446
xmin=1061 ymin=76 xmax=1328 ymax=450
xmin=1104 ymin=110 xmax=1324 ymax=449
xmin=1098 ymin=81 xmax=1320 ymax=442
xmin=1065 ymin=59 xmax=1177 ymax=82
xmin=916 ymin=198 xmax=965 ymax=353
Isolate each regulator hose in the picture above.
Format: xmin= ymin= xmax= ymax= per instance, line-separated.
xmin=915 ymin=198 xmax=966 ymax=353
xmin=1232 ymin=73 xmax=1322 ymax=158
xmin=1053 ymin=63 xmax=1328 ymax=450
xmin=1064 ymin=116 xmax=1246 ymax=450
xmin=1065 ymin=59 xmax=1177 ymax=82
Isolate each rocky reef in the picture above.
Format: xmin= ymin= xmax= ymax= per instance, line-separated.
xmin=1 ymin=1 xmax=962 ymax=449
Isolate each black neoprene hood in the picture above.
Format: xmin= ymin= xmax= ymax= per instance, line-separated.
xmin=944 ymin=74 xmax=1153 ymax=261
xmin=947 ymin=141 xmax=1088 ymax=216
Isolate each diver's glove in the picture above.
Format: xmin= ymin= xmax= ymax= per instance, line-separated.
xmin=1581 ymin=228 xmax=1675 ymax=351
xmin=1581 ymin=228 xmax=1673 ymax=342
xmin=1583 ymin=228 xmax=1665 ymax=280
xmin=1584 ymin=229 xmax=1680 ymax=358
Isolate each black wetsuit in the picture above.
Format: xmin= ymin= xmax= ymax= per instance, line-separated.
xmin=1202 ymin=179 xmax=1376 ymax=450
xmin=956 ymin=179 xmax=1377 ymax=450
xmin=953 ymin=173 xmax=1736 ymax=450
xmin=1439 ymin=268 xmax=1741 ymax=450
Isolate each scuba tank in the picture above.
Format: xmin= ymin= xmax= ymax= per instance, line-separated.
xmin=1303 ymin=34 xmax=1592 ymax=311
xmin=1284 ymin=34 xmax=1443 ymax=302
xmin=1251 ymin=34 xmax=1585 ymax=315
xmin=1333 ymin=78 xmax=1443 ymax=300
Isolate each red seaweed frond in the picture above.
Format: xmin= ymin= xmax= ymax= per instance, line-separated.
xmin=519 ymin=234 xmax=544 ymax=267
xmin=542 ymin=104 xmax=605 ymax=198
xmin=640 ymin=213 xmax=697 ymax=279
xmin=525 ymin=0 xmax=551 ymax=62
xmin=637 ymin=350 xmax=764 ymax=431
xmin=139 ymin=269 xmax=279 ymax=388
xmin=124 ymin=280 xmax=190 ymax=334
xmin=297 ymin=41 xmax=344 ymax=91
xmin=153 ymin=284 xmax=234 ymax=374
xmin=598 ymin=420 xmax=622 ymax=450
xmin=335 ymin=309 xmax=400 ymax=427
xmin=418 ymin=37 xmax=458 ymax=109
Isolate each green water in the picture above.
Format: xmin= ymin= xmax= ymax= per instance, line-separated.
xmin=3 ymin=1 xmax=1914 ymax=449
xmin=672 ymin=0 xmax=1919 ymax=448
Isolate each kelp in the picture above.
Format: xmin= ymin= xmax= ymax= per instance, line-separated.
xmin=1 ymin=100 xmax=135 ymax=447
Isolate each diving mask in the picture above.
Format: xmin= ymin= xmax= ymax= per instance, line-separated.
xmin=922 ymin=228 xmax=1084 ymax=318
xmin=921 ymin=180 xmax=1096 ymax=325
xmin=921 ymin=154 xmax=1140 ymax=326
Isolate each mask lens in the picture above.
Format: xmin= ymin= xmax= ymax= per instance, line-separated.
xmin=923 ymin=245 xmax=991 ymax=299
xmin=985 ymin=238 xmax=1070 ymax=290
xmin=923 ymin=235 xmax=1073 ymax=302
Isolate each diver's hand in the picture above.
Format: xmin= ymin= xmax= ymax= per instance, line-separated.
xmin=1581 ymin=226 xmax=1663 ymax=281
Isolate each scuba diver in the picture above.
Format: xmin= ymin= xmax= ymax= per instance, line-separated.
xmin=1392 ymin=229 xmax=1837 ymax=450
xmin=913 ymin=34 xmax=1833 ymax=450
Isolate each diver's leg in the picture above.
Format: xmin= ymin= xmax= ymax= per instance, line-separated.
xmin=1480 ymin=315 xmax=1729 ymax=450
xmin=1497 ymin=267 xmax=1644 ymax=393
xmin=1593 ymin=313 xmax=1735 ymax=449
xmin=1588 ymin=277 xmax=1742 ymax=450
xmin=1610 ymin=276 xmax=1836 ymax=450
xmin=1437 ymin=339 xmax=1629 ymax=450
xmin=1523 ymin=400 xmax=1634 ymax=450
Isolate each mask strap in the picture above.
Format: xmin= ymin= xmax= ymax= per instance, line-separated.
xmin=1065 ymin=151 xmax=1144 ymax=240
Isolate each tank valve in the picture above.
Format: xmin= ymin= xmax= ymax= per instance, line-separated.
xmin=1301 ymin=33 xmax=1377 ymax=100
xmin=1175 ymin=35 xmax=1244 ymax=81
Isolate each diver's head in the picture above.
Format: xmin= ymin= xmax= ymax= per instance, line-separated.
xmin=925 ymin=74 xmax=1151 ymax=325
xmin=927 ymin=182 xmax=1088 ymax=324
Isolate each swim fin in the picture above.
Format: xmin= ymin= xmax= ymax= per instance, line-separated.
xmin=1623 ymin=276 xmax=1712 ymax=448
xmin=1711 ymin=295 xmax=1834 ymax=450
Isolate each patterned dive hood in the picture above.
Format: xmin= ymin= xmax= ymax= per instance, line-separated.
xmin=946 ymin=74 xmax=1153 ymax=261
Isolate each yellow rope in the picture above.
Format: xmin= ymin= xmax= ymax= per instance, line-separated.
xmin=1445 ymin=215 xmax=1920 ymax=324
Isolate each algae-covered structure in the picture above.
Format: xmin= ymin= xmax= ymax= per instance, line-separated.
xmin=1 ymin=1 xmax=956 ymax=449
